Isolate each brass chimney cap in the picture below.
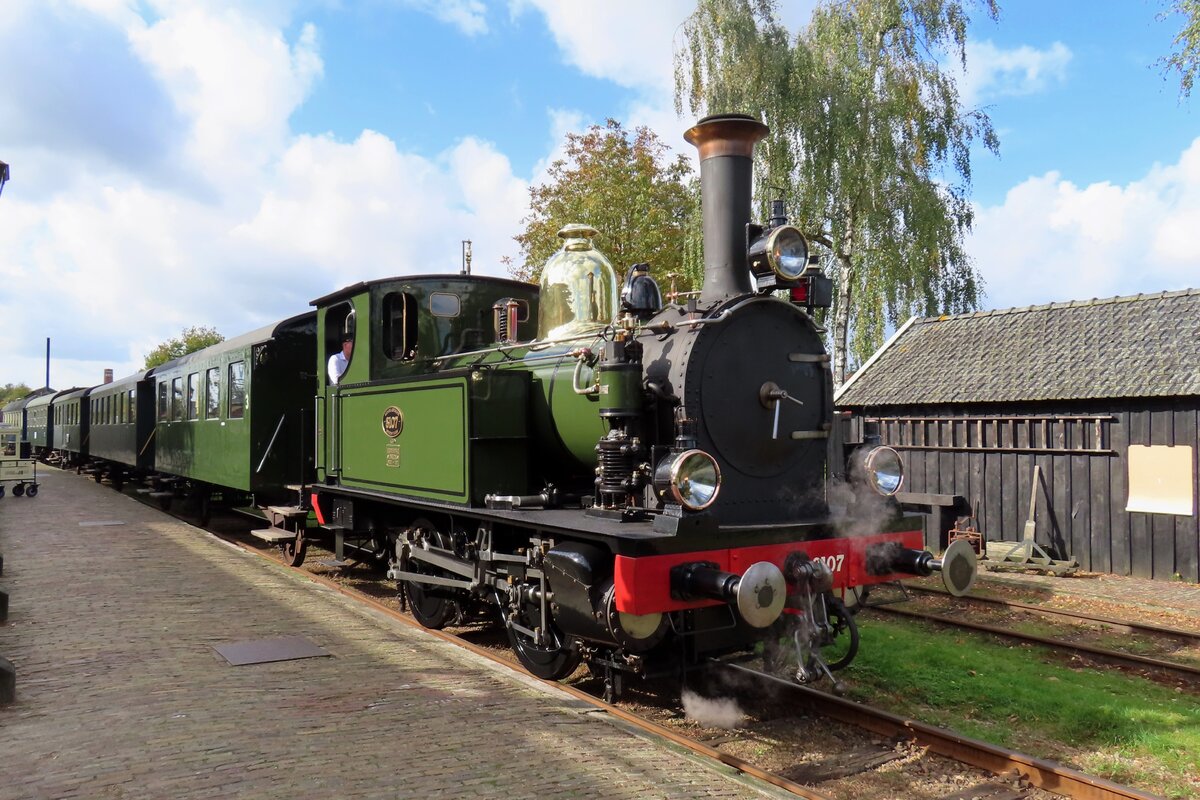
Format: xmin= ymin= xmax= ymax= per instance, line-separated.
xmin=684 ymin=113 xmax=769 ymax=160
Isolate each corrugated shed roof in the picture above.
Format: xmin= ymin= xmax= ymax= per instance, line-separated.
xmin=836 ymin=289 xmax=1200 ymax=407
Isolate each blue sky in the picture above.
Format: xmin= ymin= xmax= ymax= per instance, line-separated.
xmin=0 ymin=0 xmax=1197 ymax=389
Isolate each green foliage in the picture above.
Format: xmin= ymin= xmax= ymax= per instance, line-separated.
xmin=0 ymin=383 xmax=33 ymax=404
xmin=675 ymin=0 xmax=999 ymax=383
xmin=143 ymin=326 xmax=225 ymax=369
xmin=513 ymin=120 xmax=697 ymax=291
xmin=850 ymin=617 xmax=1200 ymax=797
xmin=1161 ymin=0 xmax=1200 ymax=98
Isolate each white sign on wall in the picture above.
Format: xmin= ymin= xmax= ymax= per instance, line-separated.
xmin=1127 ymin=445 xmax=1195 ymax=516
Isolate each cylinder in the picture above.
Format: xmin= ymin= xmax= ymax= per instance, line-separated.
xmin=683 ymin=114 xmax=769 ymax=303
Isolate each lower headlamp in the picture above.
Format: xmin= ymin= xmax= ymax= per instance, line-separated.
xmin=654 ymin=448 xmax=722 ymax=510
xmin=852 ymin=445 xmax=904 ymax=496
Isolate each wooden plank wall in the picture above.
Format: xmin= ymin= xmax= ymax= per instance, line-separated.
xmin=859 ymin=400 xmax=1200 ymax=582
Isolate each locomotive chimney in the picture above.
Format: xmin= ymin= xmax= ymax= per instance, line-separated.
xmin=683 ymin=114 xmax=769 ymax=303
xmin=103 ymin=369 xmax=113 ymax=384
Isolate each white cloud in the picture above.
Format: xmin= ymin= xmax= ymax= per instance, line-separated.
xmin=970 ymin=137 xmax=1200 ymax=311
xmin=396 ymin=0 xmax=488 ymax=36
xmin=0 ymin=2 xmax=532 ymax=390
xmin=512 ymin=0 xmax=692 ymax=92
xmin=129 ymin=10 xmax=323 ymax=185
xmin=958 ymin=40 xmax=1072 ymax=107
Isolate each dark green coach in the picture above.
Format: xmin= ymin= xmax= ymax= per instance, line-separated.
xmin=153 ymin=312 xmax=317 ymax=506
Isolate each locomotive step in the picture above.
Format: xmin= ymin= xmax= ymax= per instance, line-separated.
xmin=265 ymin=505 xmax=307 ymax=519
xmin=250 ymin=528 xmax=299 ymax=543
xmin=135 ymin=488 xmax=154 ymax=495
xmin=147 ymin=491 xmax=175 ymax=499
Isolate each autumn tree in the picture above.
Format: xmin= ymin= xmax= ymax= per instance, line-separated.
xmin=1161 ymin=0 xmax=1200 ymax=97
xmin=676 ymin=0 xmax=998 ymax=386
xmin=143 ymin=326 xmax=225 ymax=369
xmin=514 ymin=120 xmax=698 ymax=289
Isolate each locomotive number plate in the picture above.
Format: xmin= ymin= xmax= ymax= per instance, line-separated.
xmin=382 ymin=406 xmax=404 ymax=438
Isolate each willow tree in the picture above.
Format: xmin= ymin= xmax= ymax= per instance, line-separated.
xmin=1162 ymin=0 xmax=1200 ymax=97
xmin=675 ymin=0 xmax=999 ymax=385
xmin=514 ymin=120 xmax=696 ymax=289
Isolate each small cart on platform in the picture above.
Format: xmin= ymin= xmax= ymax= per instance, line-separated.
xmin=0 ymin=457 xmax=39 ymax=498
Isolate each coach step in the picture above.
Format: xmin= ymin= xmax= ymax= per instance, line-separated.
xmin=251 ymin=528 xmax=299 ymax=543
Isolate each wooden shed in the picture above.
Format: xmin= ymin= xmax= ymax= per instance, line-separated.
xmin=835 ymin=289 xmax=1200 ymax=582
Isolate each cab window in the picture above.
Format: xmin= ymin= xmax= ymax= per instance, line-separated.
xmin=382 ymin=292 xmax=418 ymax=361
xmin=323 ymin=301 xmax=357 ymax=385
xmin=429 ymin=292 xmax=461 ymax=318
xmin=171 ymin=378 xmax=183 ymax=421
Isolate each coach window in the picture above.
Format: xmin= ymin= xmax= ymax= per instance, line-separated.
xmin=205 ymin=367 xmax=220 ymax=419
xmin=382 ymin=292 xmax=418 ymax=361
xmin=129 ymin=389 xmax=136 ymax=423
xmin=186 ymin=373 xmax=199 ymax=420
xmin=157 ymin=384 xmax=168 ymax=422
xmin=228 ymin=361 xmax=245 ymax=419
xmin=171 ymin=377 xmax=183 ymax=421
xmin=118 ymin=393 xmax=124 ymax=423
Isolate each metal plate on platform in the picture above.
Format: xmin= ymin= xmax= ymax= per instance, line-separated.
xmin=79 ymin=521 xmax=126 ymax=527
xmin=214 ymin=635 xmax=331 ymax=666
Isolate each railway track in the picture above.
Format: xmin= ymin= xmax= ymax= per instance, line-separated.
xmin=866 ymin=588 xmax=1200 ymax=682
xmin=903 ymin=586 xmax=1200 ymax=641
xmin=708 ymin=662 xmax=1160 ymax=800
xmin=141 ymin=494 xmax=1161 ymax=800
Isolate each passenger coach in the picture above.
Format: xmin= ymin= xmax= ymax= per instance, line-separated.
xmin=150 ymin=312 xmax=317 ymax=522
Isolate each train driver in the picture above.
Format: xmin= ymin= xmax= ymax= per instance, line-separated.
xmin=328 ymin=333 xmax=353 ymax=384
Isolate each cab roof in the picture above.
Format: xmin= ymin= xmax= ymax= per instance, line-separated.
xmin=309 ymin=273 xmax=536 ymax=308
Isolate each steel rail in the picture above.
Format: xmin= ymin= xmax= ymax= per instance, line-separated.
xmin=903 ymin=585 xmax=1200 ymax=641
xmin=203 ymin=527 xmax=832 ymax=800
xmin=715 ymin=663 xmax=1164 ymax=800
xmin=869 ymin=605 xmax=1200 ymax=680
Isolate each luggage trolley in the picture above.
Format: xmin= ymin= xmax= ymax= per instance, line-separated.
xmin=0 ymin=456 xmax=38 ymax=498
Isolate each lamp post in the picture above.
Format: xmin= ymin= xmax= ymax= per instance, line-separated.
xmin=0 ymin=161 xmax=8 ymax=197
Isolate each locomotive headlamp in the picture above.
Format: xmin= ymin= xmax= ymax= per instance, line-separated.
xmin=655 ymin=449 xmax=722 ymax=510
xmin=749 ymin=225 xmax=809 ymax=284
xmin=855 ymin=445 xmax=904 ymax=496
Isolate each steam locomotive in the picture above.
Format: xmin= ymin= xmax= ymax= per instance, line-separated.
xmin=24 ymin=114 xmax=977 ymax=697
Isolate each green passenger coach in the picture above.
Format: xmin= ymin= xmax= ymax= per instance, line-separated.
xmin=50 ymin=387 xmax=90 ymax=468
xmin=152 ymin=312 xmax=317 ymax=509
xmin=24 ymin=390 xmax=68 ymax=458
xmin=88 ymin=370 xmax=156 ymax=485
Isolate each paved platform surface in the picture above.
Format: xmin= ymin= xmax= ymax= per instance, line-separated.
xmin=0 ymin=469 xmax=785 ymax=800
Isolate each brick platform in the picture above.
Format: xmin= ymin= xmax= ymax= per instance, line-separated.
xmin=0 ymin=469 xmax=785 ymax=800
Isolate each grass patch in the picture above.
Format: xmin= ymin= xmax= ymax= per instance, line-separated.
xmin=844 ymin=616 xmax=1200 ymax=798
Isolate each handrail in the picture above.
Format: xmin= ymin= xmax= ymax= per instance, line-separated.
xmin=255 ymin=414 xmax=286 ymax=474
